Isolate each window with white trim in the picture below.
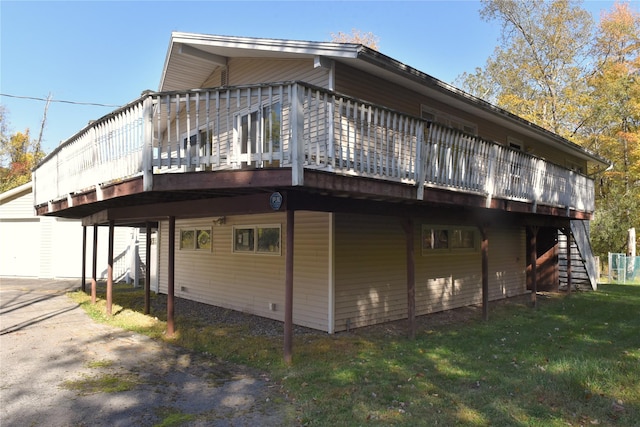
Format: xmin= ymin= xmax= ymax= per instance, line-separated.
xmin=180 ymin=228 xmax=212 ymax=251
xmin=422 ymin=225 xmax=477 ymax=254
xmin=233 ymin=224 xmax=281 ymax=255
xmin=183 ymin=128 xmax=211 ymax=152
xmin=235 ymin=100 xmax=281 ymax=167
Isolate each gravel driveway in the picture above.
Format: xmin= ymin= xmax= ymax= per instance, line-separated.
xmin=0 ymin=278 xmax=289 ymax=426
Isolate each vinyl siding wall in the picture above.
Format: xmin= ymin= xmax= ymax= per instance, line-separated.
xmin=334 ymin=214 xmax=406 ymax=330
xmin=157 ymin=211 xmax=330 ymax=331
xmin=154 ymin=210 xmax=525 ymax=333
xmin=0 ymin=187 xmax=33 ymax=219
xmin=333 ymin=213 xmax=527 ymax=332
xmin=202 ymin=58 xmax=330 ymax=89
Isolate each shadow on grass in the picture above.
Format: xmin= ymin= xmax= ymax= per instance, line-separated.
xmin=75 ymin=282 xmax=640 ymax=426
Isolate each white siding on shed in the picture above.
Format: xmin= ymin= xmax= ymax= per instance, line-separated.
xmin=0 ymin=183 xmax=144 ymax=280
xmin=0 ymin=188 xmax=34 ymax=219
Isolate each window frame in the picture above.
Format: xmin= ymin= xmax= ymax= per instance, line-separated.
xmin=232 ymin=224 xmax=282 ymax=255
xmin=181 ymin=127 xmax=212 ymax=152
xmin=421 ymin=225 xmax=478 ymax=255
xmin=233 ymin=99 xmax=282 ymax=163
xmin=179 ymin=227 xmax=212 ymax=251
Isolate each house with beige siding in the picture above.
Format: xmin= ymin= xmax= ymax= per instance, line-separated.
xmin=31 ymin=33 xmax=607 ymax=359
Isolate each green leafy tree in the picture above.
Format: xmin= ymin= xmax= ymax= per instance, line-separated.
xmin=585 ymin=2 xmax=640 ymax=256
xmin=457 ymin=0 xmax=593 ymax=138
xmin=0 ymin=108 xmax=45 ymax=192
xmin=457 ymin=0 xmax=639 ymax=257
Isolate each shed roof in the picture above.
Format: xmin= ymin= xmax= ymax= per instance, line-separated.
xmin=0 ymin=182 xmax=32 ymax=204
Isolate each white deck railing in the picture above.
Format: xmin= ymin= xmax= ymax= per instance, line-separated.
xmin=33 ymin=82 xmax=594 ymax=213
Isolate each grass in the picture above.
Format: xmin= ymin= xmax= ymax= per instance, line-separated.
xmin=153 ymin=408 xmax=196 ymax=427
xmin=69 ymin=283 xmax=640 ymax=426
xmin=62 ymin=373 xmax=140 ymax=395
xmin=62 ymin=355 xmax=141 ymax=395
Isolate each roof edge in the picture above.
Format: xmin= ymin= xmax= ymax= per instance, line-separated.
xmin=159 ymin=32 xmax=362 ymax=92
xmin=169 ymin=32 xmax=362 ymax=56
xmin=0 ymin=181 xmax=32 ymax=202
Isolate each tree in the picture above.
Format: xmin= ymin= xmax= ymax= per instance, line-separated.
xmin=457 ymin=1 xmax=640 ymax=258
xmin=585 ymin=2 xmax=640 ymax=256
xmin=0 ymin=108 xmax=45 ymax=192
xmin=330 ymin=29 xmax=380 ymax=50
xmin=457 ymin=0 xmax=593 ymax=138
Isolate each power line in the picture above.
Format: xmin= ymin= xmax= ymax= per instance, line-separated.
xmin=0 ymin=93 xmax=121 ymax=108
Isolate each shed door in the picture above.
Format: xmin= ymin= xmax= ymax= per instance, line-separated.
xmin=52 ymin=219 xmax=83 ymax=278
xmin=0 ymin=219 xmax=40 ymax=277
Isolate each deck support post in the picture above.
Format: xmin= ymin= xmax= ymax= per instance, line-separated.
xmin=167 ymin=216 xmax=176 ymax=336
xmin=284 ymin=209 xmax=295 ymax=364
xmin=106 ymin=220 xmax=114 ymax=316
xmin=402 ymin=218 xmax=416 ymax=339
xmin=529 ymin=226 xmax=539 ymax=308
xmin=480 ymin=225 xmax=489 ymax=321
xmin=91 ymin=225 xmax=98 ymax=304
xmin=81 ymin=226 xmax=87 ymax=293
xmin=145 ymin=221 xmax=151 ymax=315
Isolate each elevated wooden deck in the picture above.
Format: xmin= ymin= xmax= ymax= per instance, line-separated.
xmin=33 ymin=82 xmax=595 ymax=220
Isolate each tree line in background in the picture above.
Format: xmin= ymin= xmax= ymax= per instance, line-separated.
xmin=1 ymin=3 xmax=637 ymax=257
xmin=456 ymin=0 xmax=639 ymax=258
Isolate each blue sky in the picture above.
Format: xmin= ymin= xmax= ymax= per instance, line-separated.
xmin=1 ymin=0 xmax=619 ymax=155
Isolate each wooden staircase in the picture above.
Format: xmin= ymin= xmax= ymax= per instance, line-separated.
xmin=558 ymin=221 xmax=598 ymax=291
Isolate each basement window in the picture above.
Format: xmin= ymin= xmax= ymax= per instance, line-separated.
xmin=422 ymin=227 xmax=449 ymax=252
xmin=422 ymin=225 xmax=477 ymax=254
xmin=180 ymin=228 xmax=212 ymax=251
xmin=233 ymin=225 xmax=281 ymax=255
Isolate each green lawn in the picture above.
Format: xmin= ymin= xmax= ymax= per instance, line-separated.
xmin=70 ymin=284 xmax=640 ymax=426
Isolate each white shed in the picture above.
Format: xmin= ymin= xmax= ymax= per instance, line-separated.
xmin=0 ymin=182 xmax=151 ymax=281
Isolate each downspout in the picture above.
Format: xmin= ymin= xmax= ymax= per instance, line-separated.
xmin=327 ymin=213 xmax=335 ymax=334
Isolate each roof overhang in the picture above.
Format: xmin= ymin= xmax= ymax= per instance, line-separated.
xmin=160 ymin=32 xmax=362 ymax=92
xmin=160 ymin=32 xmax=609 ymax=168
